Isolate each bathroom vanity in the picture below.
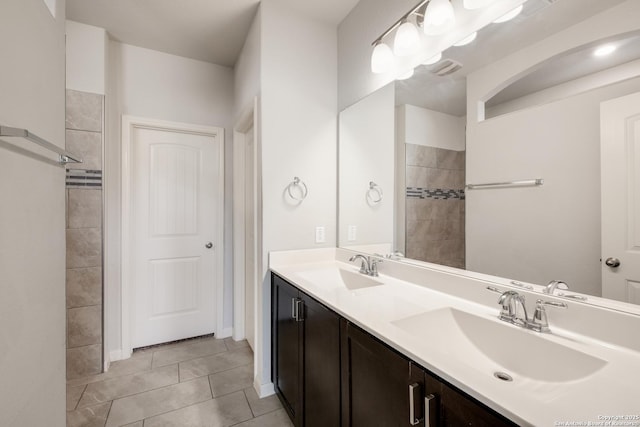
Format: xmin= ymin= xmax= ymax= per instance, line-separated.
xmin=270 ymin=248 xmax=640 ymax=427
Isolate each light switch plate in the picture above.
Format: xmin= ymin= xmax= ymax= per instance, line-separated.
xmin=348 ymin=225 xmax=357 ymax=241
xmin=315 ymin=226 xmax=326 ymax=243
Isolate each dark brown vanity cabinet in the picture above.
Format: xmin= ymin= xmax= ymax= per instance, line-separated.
xmin=271 ymin=273 xmax=341 ymax=427
xmin=273 ymin=273 xmax=516 ymax=427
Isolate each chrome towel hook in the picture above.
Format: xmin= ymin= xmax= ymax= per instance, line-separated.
xmin=287 ymin=177 xmax=308 ymax=201
xmin=367 ymin=181 xmax=383 ymax=204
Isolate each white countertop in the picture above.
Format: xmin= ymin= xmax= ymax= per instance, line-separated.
xmin=270 ymin=248 xmax=640 ymax=427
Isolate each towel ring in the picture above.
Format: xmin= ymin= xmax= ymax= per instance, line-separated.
xmin=366 ymin=181 xmax=383 ymax=204
xmin=287 ymin=177 xmax=308 ymax=201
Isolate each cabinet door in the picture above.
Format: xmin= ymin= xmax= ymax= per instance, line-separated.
xmin=301 ymin=293 xmax=341 ymax=427
xmin=272 ymin=274 xmax=302 ymax=426
xmin=425 ymin=371 xmax=516 ymax=427
xmin=341 ymin=320 xmax=425 ymax=427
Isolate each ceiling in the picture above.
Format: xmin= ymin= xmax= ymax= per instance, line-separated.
xmin=395 ymin=0 xmax=628 ymax=116
xmin=66 ymin=0 xmax=360 ymax=67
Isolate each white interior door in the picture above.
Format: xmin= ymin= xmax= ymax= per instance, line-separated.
xmin=131 ymin=125 xmax=222 ymax=348
xmin=601 ymin=91 xmax=640 ymax=304
xmin=244 ymin=125 xmax=256 ymax=350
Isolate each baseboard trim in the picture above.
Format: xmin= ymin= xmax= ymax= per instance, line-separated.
xmin=218 ymin=327 xmax=233 ymax=339
xmin=254 ymin=380 xmax=275 ymax=398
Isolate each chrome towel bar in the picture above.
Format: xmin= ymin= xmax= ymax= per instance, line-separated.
xmin=0 ymin=125 xmax=83 ymax=166
xmin=465 ymin=179 xmax=543 ymax=190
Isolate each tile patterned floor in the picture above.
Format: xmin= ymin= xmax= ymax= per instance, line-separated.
xmin=66 ymin=336 xmax=293 ymax=427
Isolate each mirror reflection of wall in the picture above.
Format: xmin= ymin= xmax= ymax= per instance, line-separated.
xmin=396 ymin=104 xmax=465 ymax=268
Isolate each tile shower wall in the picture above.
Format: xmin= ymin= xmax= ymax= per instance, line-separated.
xmin=65 ymin=89 xmax=104 ymax=379
xmin=405 ymin=144 xmax=465 ymax=268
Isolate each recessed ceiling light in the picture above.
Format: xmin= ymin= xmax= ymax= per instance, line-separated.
xmin=594 ymin=44 xmax=617 ymax=57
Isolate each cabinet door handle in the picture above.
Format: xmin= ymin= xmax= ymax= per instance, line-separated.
xmin=295 ymin=300 xmax=305 ymax=322
xmin=409 ymin=383 xmax=423 ymax=426
xmin=291 ymin=298 xmax=298 ymax=320
xmin=425 ymin=394 xmax=436 ymax=427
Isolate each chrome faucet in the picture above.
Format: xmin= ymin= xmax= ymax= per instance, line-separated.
xmin=544 ymin=280 xmax=569 ymax=295
xmin=497 ymin=290 xmax=528 ymax=327
xmin=487 ymin=286 xmax=567 ymax=333
xmin=348 ymin=254 xmax=383 ymax=277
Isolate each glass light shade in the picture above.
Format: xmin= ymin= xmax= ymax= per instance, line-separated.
xmin=493 ymin=4 xmax=523 ymax=23
xmin=594 ymin=44 xmax=616 ymax=57
xmin=422 ymin=52 xmax=442 ymax=65
xmin=393 ymin=21 xmax=421 ymax=56
xmin=423 ymin=0 xmax=456 ymax=35
xmin=396 ymin=68 xmax=415 ymax=80
xmin=371 ymin=42 xmax=395 ymax=73
xmin=463 ymin=0 xmax=495 ymax=9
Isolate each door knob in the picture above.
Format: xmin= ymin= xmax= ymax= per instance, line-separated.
xmin=605 ymin=257 xmax=621 ymax=268
xmin=205 ymin=242 xmax=213 ymax=249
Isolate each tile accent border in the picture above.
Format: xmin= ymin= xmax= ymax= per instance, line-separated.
xmin=407 ymin=187 xmax=465 ymax=200
xmin=66 ymin=169 xmax=102 ymax=189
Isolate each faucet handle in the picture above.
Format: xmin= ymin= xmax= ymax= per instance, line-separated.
xmin=530 ymin=299 xmax=568 ymax=333
xmin=369 ymin=256 xmax=383 ymax=277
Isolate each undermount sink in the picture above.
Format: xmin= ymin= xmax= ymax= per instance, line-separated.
xmin=392 ymin=307 xmax=607 ymax=383
xmin=297 ymin=267 xmax=384 ymax=291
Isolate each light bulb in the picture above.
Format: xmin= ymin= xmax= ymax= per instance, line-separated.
xmin=423 ymin=0 xmax=455 ymax=36
xmin=453 ymin=32 xmax=477 ymax=46
xmin=422 ymin=52 xmax=442 ymax=65
xmin=371 ymin=41 xmax=395 ymax=74
xmin=594 ymin=44 xmax=616 ymax=57
xmin=394 ymin=21 xmax=421 ymax=57
xmin=493 ymin=4 xmax=523 ymax=23
xmin=463 ymin=0 xmax=495 ymax=9
xmin=397 ymin=68 xmax=415 ymax=80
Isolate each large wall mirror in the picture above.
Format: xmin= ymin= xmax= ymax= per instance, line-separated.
xmin=338 ymin=0 xmax=640 ymax=309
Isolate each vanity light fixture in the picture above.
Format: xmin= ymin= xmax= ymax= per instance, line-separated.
xmin=423 ymin=0 xmax=456 ymax=35
xmin=463 ymin=0 xmax=496 ymax=9
xmin=394 ymin=20 xmax=422 ymax=56
xmin=453 ymin=32 xmax=477 ymax=46
xmin=371 ymin=41 xmax=395 ymax=73
xmin=422 ymin=52 xmax=443 ymax=65
xmin=594 ymin=44 xmax=617 ymax=57
xmin=492 ymin=4 xmax=523 ymax=23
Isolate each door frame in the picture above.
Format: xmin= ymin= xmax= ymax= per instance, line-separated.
xmin=232 ymin=98 xmax=261 ymax=343
xmin=121 ymin=115 xmax=225 ymax=358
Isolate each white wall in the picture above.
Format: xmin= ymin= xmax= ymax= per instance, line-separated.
xmin=399 ymin=104 xmax=465 ymax=151
xmin=256 ymin=0 xmax=337 ymax=392
xmin=339 ymin=83 xmax=395 ymax=247
xmin=0 ymin=0 xmax=66 ymax=425
xmin=105 ymin=42 xmax=235 ymax=357
xmin=466 ymin=0 xmax=640 ymax=296
xmin=234 ymin=9 xmax=261 ymax=121
xmin=66 ymin=20 xmax=108 ymax=95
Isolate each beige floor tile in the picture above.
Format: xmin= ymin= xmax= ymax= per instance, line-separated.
xmin=244 ymin=388 xmax=283 ymax=417
xmin=67 ymin=384 xmax=86 ymax=411
xmin=67 ymin=401 xmax=111 ymax=427
xmin=179 ymin=347 xmax=253 ymax=381
xmin=223 ymin=337 xmax=249 ymax=350
xmin=208 ymin=363 xmax=253 ymax=397
xmin=152 ymin=338 xmax=227 ymax=368
xmin=231 ymin=408 xmax=294 ymax=427
xmin=67 ymin=352 xmax=153 ymax=387
xmin=105 ymin=377 xmax=212 ymax=427
xmin=143 ymin=390 xmax=252 ymax=427
xmin=122 ymin=423 xmax=143 ymax=427
xmin=78 ymin=364 xmax=178 ymax=408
